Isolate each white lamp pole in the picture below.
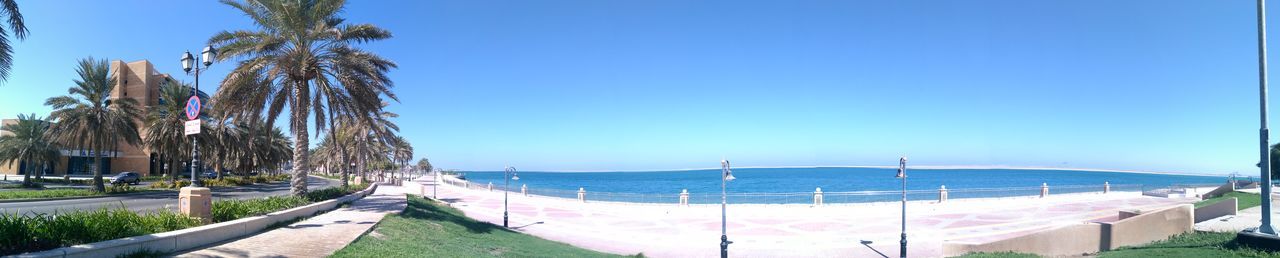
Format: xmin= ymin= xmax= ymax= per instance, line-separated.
xmin=720 ymin=159 xmax=735 ymax=258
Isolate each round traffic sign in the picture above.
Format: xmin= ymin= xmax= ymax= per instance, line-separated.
xmin=185 ymin=96 xmax=201 ymax=120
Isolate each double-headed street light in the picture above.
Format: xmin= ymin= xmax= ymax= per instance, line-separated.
xmin=895 ymin=156 xmax=908 ymax=258
xmin=504 ymin=166 xmax=520 ymax=228
xmin=720 ymin=159 xmax=735 ymax=258
xmin=180 ymin=46 xmax=216 ymax=187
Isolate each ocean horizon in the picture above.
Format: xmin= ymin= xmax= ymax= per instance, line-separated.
xmin=459 ymin=167 xmax=1230 ymax=203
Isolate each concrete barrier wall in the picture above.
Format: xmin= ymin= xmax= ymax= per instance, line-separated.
xmin=944 ymin=204 xmax=1194 ymax=257
xmin=944 ymin=223 xmax=1103 ymax=257
xmin=13 ymin=183 xmax=378 ymax=258
xmin=1194 ymin=197 xmax=1237 ymax=223
xmin=1102 ymin=204 xmax=1193 ymax=249
xmin=1201 ymin=183 xmax=1235 ymax=200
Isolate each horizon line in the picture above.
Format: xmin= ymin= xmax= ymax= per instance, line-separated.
xmin=458 ymin=165 xmax=1236 ymax=177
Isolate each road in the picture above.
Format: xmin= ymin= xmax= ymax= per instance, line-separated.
xmin=0 ymin=176 xmax=340 ymax=215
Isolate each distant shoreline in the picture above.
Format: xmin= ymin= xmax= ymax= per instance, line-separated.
xmin=467 ymin=165 xmax=1230 ymax=178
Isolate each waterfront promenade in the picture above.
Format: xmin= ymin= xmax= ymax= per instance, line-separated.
xmin=176 ymin=183 xmax=408 ymax=258
xmin=431 ymin=181 xmax=1201 ymax=257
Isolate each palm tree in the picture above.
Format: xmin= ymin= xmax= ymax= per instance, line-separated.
xmin=0 ymin=0 xmax=27 ymax=85
xmin=0 ymin=114 xmax=60 ymax=187
xmin=45 ymin=57 xmax=143 ymax=192
xmin=416 ymin=157 xmax=431 ymax=178
xmin=211 ymin=0 xmax=397 ymax=196
xmin=144 ymin=80 xmax=209 ymax=183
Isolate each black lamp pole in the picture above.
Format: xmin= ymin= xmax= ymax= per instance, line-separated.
xmin=504 ymin=166 xmax=519 ymax=228
xmin=896 ymin=156 xmax=907 ymax=258
xmin=180 ymin=46 xmax=215 ymax=187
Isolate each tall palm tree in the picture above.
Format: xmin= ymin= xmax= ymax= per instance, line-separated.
xmin=0 ymin=0 xmax=27 ymax=85
xmin=416 ymin=157 xmax=431 ymax=176
xmin=144 ymin=80 xmax=209 ymax=183
xmin=45 ymin=57 xmax=143 ymax=192
xmin=0 ymin=114 xmax=59 ymax=187
xmin=211 ymin=0 xmax=397 ymax=196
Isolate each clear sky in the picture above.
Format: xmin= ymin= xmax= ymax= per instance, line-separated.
xmin=0 ymin=0 xmax=1274 ymax=174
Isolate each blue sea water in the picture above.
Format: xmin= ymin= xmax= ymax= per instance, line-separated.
xmin=460 ymin=167 xmax=1227 ymax=203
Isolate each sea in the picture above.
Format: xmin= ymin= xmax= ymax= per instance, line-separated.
xmin=460 ymin=167 xmax=1231 ymax=204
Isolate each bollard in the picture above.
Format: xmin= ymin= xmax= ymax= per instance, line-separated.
xmin=1103 ymin=182 xmax=1110 ymax=194
xmin=813 ymin=187 xmax=824 ymax=206
xmin=522 ymin=184 xmax=528 ymax=196
xmin=1040 ymin=183 xmax=1049 ymax=198
xmin=487 ymin=182 xmax=493 ymax=191
xmin=679 ymin=189 xmax=690 ymax=206
xmin=577 ymin=187 xmax=586 ymax=202
xmin=939 ymin=185 xmax=948 ymax=202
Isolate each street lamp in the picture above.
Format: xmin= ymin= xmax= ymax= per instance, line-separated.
xmin=181 ymin=46 xmax=216 ymax=187
xmin=1254 ymin=0 xmax=1277 ymax=237
xmin=895 ymin=156 xmax=908 ymax=258
xmin=720 ymin=159 xmax=735 ymax=258
xmin=504 ymin=166 xmax=519 ymax=227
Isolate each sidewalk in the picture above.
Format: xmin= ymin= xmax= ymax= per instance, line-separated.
xmin=176 ymin=183 xmax=407 ymax=258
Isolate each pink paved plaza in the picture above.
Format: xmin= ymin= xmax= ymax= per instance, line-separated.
xmin=424 ymin=177 xmax=1199 ymax=258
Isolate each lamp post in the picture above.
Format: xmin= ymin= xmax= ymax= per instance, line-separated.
xmin=895 ymin=156 xmax=907 ymax=258
xmin=1257 ymin=0 xmax=1278 ymax=236
xmin=504 ymin=166 xmax=519 ymax=227
xmin=720 ymin=159 xmax=735 ymax=258
xmin=180 ymin=46 xmax=215 ymax=187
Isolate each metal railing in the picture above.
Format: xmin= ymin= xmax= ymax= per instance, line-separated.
xmin=443 ymin=175 xmax=1146 ymax=205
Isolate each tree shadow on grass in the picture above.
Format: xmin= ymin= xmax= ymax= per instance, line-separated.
xmin=401 ymin=198 xmax=512 ymax=234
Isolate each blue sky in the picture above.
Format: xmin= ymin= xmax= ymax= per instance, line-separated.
xmin=0 ymin=1 xmax=1272 ymax=174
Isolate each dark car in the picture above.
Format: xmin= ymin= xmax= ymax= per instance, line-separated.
xmin=110 ymin=172 xmax=141 ymax=185
xmin=203 ymin=172 xmax=218 ymax=179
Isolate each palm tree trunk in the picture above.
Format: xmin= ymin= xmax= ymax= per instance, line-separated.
xmin=92 ymin=152 xmax=105 ymax=192
xmin=20 ymin=161 xmax=31 ymax=187
xmin=290 ymin=82 xmax=310 ymax=196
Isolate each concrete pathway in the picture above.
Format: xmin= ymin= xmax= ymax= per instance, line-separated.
xmin=433 ymin=181 xmax=1197 ymax=258
xmin=1195 ymin=202 xmax=1280 ymax=232
xmin=175 ymin=183 xmax=407 ymax=258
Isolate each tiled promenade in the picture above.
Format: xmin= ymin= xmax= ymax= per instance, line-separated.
xmin=176 ymin=183 xmax=407 ymax=258
xmin=432 ymin=181 xmax=1198 ymax=258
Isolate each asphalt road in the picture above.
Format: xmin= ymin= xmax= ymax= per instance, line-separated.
xmin=0 ymin=176 xmax=340 ymax=215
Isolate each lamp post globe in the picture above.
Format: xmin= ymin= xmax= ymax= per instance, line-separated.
xmin=201 ymin=46 xmax=217 ymax=66
xmin=180 ymin=51 xmax=194 ymax=73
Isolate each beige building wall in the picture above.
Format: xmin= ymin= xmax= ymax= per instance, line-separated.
xmin=1 ymin=60 xmax=174 ymax=177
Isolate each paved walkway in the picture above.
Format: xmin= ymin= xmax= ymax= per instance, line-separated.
xmin=434 ymin=181 xmax=1198 ymax=258
xmin=1195 ymin=202 xmax=1280 ymax=232
xmin=176 ymin=183 xmax=407 ymax=258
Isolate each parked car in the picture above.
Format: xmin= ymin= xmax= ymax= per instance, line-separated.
xmin=110 ymin=172 xmax=141 ymax=185
xmin=203 ymin=172 xmax=218 ymax=179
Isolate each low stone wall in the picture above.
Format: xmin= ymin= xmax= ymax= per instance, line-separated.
xmin=1201 ymin=183 xmax=1235 ymax=200
xmin=11 ymin=184 xmax=379 ymax=258
xmin=944 ymin=204 xmax=1194 ymax=257
xmin=1194 ymin=197 xmax=1237 ymax=223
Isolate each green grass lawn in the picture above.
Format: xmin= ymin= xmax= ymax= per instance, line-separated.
xmin=1196 ymin=191 xmax=1262 ymax=210
xmin=1098 ymin=232 xmax=1278 ymax=258
xmin=953 ymin=232 xmax=1280 ymax=258
xmin=332 ymin=196 xmax=643 ymax=258
xmin=0 ymin=186 xmax=161 ymax=200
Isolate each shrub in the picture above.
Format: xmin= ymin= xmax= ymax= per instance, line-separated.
xmin=211 ymin=196 xmax=310 ymax=223
xmin=147 ymin=180 xmax=192 ymax=189
xmin=0 ymin=207 xmax=200 ymax=256
xmin=304 ymin=183 xmax=370 ymax=202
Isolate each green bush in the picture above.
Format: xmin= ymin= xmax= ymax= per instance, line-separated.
xmin=146 ymin=180 xmax=192 ymax=189
xmin=0 ymin=207 xmax=200 ymax=256
xmin=211 ymin=196 xmax=310 ymax=223
xmin=304 ymin=183 xmax=369 ymax=202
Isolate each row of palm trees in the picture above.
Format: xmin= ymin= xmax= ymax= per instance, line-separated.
xmin=0 ymin=58 xmax=297 ymax=192
xmin=3 ymin=0 xmax=408 ymax=196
